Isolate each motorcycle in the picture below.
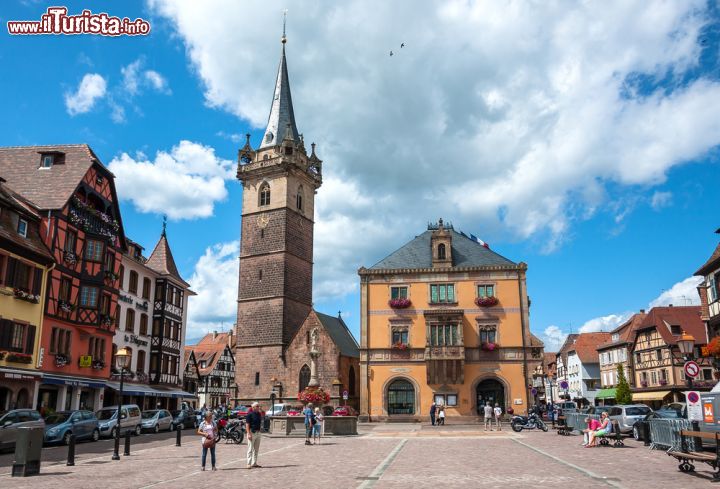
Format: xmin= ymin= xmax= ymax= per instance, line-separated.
xmin=511 ymin=412 xmax=548 ymax=432
xmin=223 ymin=418 xmax=245 ymax=444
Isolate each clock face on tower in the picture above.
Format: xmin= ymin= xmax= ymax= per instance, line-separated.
xmin=256 ymin=214 xmax=269 ymax=229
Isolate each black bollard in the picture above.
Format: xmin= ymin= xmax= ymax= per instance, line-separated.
xmin=643 ymin=422 xmax=651 ymax=447
xmin=66 ymin=434 xmax=76 ymax=466
xmin=124 ymin=430 xmax=131 ymax=456
xmin=175 ymin=425 xmax=181 ymax=447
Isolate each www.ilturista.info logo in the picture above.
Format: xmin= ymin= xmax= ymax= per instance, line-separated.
xmin=7 ymin=7 xmax=150 ymax=36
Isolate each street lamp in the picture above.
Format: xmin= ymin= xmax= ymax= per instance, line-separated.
xmin=112 ymin=347 xmax=130 ymax=461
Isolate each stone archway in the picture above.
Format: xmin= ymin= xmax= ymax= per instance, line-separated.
xmin=472 ymin=376 xmax=510 ymax=415
xmin=386 ymin=378 xmax=416 ymax=415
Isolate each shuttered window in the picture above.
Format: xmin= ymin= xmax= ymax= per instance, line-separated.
xmin=0 ymin=321 xmax=35 ymax=354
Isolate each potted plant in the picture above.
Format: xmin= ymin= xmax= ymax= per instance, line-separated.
xmin=481 ymin=342 xmax=498 ymax=351
xmin=58 ymin=300 xmax=74 ymax=313
xmin=55 ymin=353 xmax=69 ymax=367
xmin=658 ymin=379 xmax=668 ymax=386
xmin=391 ymin=341 xmax=409 ymax=350
xmin=640 ymin=380 xmax=648 ymax=387
xmin=92 ymin=359 xmax=105 ymax=370
xmin=100 ymin=315 xmax=114 ymax=327
xmin=104 ymin=270 xmax=118 ymax=282
xmin=388 ymin=298 xmax=412 ymax=309
xmin=475 ymin=296 xmax=499 ymax=307
xmin=297 ymin=387 xmax=330 ymax=405
xmin=13 ymin=288 xmax=40 ymax=303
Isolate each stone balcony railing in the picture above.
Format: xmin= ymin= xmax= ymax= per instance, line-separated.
xmin=424 ymin=345 xmax=465 ymax=360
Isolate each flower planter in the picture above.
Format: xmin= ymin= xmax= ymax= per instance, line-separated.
xmin=13 ymin=289 xmax=40 ymax=304
xmin=55 ymin=354 xmax=70 ymax=368
xmin=99 ymin=315 xmax=114 ymax=328
xmin=58 ymin=300 xmax=75 ymax=313
xmin=658 ymin=380 xmax=668 ymax=386
xmin=481 ymin=342 xmax=498 ymax=352
xmin=6 ymin=353 xmax=32 ymax=364
xmin=92 ymin=360 xmax=105 ymax=370
xmin=640 ymin=381 xmax=648 ymax=388
xmin=104 ymin=271 xmax=118 ymax=282
xmin=475 ymin=296 xmax=499 ymax=307
xmin=388 ymin=298 xmax=412 ymax=309
xmin=63 ymin=251 xmax=77 ymax=265
xmin=391 ymin=342 xmax=409 ymax=350
xmin=298 ymin=387 xmax=330 ymax=405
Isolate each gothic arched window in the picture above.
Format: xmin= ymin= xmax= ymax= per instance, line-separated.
xmin=299 ymin=364 xmax=311 ymax=392
xmin=296 ymin=185 xmax=304 ymax=211
xmin=438 ymin=243 xmax=446 ymax=260
xmin=259 ymin=183 xmax=271 ymax=206
xmin=349 ymin=366 xmax=356 ymax=396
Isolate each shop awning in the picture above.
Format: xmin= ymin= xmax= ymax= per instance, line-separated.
xmin=632 ymin=390 xmax=671 ymax=401
xmin=595 ymin=388 xmax=617 ymax=400
xmin=42 ymin=375 xmax=106 ymax=389
xmin=105 ymin=382 xmax=197 ymax=399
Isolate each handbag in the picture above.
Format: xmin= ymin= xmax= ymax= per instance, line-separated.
xmin=202 ymin=435 xmax=215 ymax=448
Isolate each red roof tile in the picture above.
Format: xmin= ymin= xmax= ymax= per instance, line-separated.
xmin=596 ymin=312 xmax=647 ymax=351
xmin=567 ymin=332 xmax=611 ymax=364
xmin=637 ymin=306 xmax=707 ymax=346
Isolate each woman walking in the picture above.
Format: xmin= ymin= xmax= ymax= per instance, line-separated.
xmin=313 ymin=407 xmax=324 ymax=444
xmin=197 ymin=412 xmax=218 ymax=471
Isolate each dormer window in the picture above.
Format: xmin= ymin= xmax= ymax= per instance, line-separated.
xmin=438 ymin=243 xmax=446 ymax=260
xmin=41 ymin=154 xmax=53 ymax=168
xmin=670 ymin=325 xmax=682 ymax=336
xmin=259 ymin=183 xmax=271 ymax=206
xmin=17 ymin=218 xmax=28 ymax=237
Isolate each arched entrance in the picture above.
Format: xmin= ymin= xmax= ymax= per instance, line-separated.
xmin=476 ymin=379 xmax=505 ymax=415
xmin=16 ymin=388 xmax=30 ymax=409
xmin=387 ymin=379 xmax=415 ymax=415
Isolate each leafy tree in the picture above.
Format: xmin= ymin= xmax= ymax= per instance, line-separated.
xmin=615 ymin=363 xmax=633 ymax=405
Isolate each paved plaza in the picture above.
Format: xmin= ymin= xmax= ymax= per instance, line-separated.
xmin=0 ymin=424 xmax=715 ymax=488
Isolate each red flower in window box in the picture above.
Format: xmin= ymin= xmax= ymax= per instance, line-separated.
xmin=475 ymin=296 xmax=498 ymax=307
xmin=7 ymin=352 xmax=33 ymax=364
xmin=392 ymin=342 xmax=409 ymax=350
xmin=481 ymin=342 xmax=498 ymax=351
xmin=703 ymin=337 xmax=720 ymax=357
xmin=388 ymin=298 xmax=412 ymax=309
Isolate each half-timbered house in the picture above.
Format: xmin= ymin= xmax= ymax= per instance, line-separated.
xmin=182 ymin=348 xmax=201 ymax=409
xmin=0 ymin=145 xmax=126 ymax=411
xmin=189 ymin=332 xmax=236 ymax=409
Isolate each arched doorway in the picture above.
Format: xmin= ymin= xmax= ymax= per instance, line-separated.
xmin=16 ymin=388 xmax=30 ymax=409
xmin=0 ymin=387 xmax=10 ymax=410
xmin=348 ymin=366 xmax=356 ymax=396
xmin=476 ymin=379 xmax=505 ymax=415
xmin=298 ymin=364 xmax=310 ymax=392
xmin=387 ymin=379 xmax=415 ymax=415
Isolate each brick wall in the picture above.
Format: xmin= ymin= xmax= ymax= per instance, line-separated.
xmin=236 ymin=298 xmax=284 ymax=345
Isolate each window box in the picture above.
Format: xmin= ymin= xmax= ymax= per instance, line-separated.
xmin=99 ymin=314 xmax=114 ymax=328
xmin=388 ymin=298 xmax=412 ymax=309
xmin=58 ymin=300 xmax=75 ymax=313
xmin=92 ymin=359 xmax=105 ymax=370
xmin=658 ymin=379 xmax=668 ymax=386
xmin=640 ymin=380 xmax=648 ymax=387
xmin=104 ymin=270 xmax=118 ymax=282
xmin=55 ymin=353 xmax=70 ymax=367
xmin=6 ymin=352 xmax=32 ymax=364
xmin=481 ymin=342 xmax=498 ymax=352
xmin=13 ymin=288 xmax=40 ymax=303
xmin=392 ymin=342 xmax=409 ymax=350
xmin=475 ymin=296 xmax=499 ymax=307
xmin=63 ymin=250 xmax=77 ymax=265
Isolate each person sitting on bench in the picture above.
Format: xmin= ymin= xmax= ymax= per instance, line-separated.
xmin=586 ymin=412 xmax=610 ymax=448
xmin=582 ymin=417 xmax=602 ymax=446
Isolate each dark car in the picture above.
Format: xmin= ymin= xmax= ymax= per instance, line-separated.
xmin=0 ymin=409 xmax=45 ymax=451
xmin=44 ymin=410 xmax=99 ymax=445
xmin=171 ymin=409 xmax=198 ymax=430
xmin=333 ymin=406 xmax=358 ymax=416
xmin=632 ymin=408 xmax=683 ymax=441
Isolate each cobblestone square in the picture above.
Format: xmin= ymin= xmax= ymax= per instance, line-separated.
xmin=1 ymin=425 xmax=714 ymax=488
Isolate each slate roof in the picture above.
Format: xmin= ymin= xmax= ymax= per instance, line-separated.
xmin=146 ymin=232 xmax=191 ymax=288
xmin=260 ymin=41 xmax=299 ymax=149
xmin=316 ymin=311 xmax=359 ymax=358
xmin=637 ymin=306 xmax=707 ymax=346
xmin=567 ymin=332 xmax=611 ymax=364
xmin=0 ymin=179 xmax=54 ymax=264
xmin=369 ymin=229 xmax=516 ymax=271
xmin=0 ymin=144 xmax=104 ymax=210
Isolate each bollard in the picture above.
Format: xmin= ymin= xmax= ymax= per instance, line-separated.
xmin=66 ymin=434 xmax=76 ymax=466
xmin=176 ymin=425 xmax=181 ymax=447
xmin=124 ymin=431 xmax=131 ymax=456
xmin=643 ymin=422 xmax=651 ymax=447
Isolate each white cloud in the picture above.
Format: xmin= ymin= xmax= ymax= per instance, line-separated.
xmin=648 ymin=275 xmax=703 ymax=308
xmin=144 ymin=70 xmax=169 ymax=93
xmin=150 ymin=0 xmax=720 ymax=295
xmin=216 ymin=131 xmax=243 ymax=143
xmin=108 ymin=140 xmax=234 ymax=219
xmin=186 ymin=241 xmax=240 ymax=337
xmin=578 ymin=313 xmax=632 ymax=333
xmin=64 ymin=73 xmax=107 ymax=115
xmin=650 ymin=191 xmax=673 ymax=210
xmin=541 ymin=325 xmax=567 ymax=352
xmin=121 ymin=59 xmax=170 ymax=96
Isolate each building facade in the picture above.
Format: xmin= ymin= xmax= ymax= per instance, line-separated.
xmin=0 ymin=145 xmax=125 ymax=412
xmin=697 ymin=231 xmax=720 ymax=340
xmin=565 ymin=333 xmax=610 ymax=407
xmin=182 ymin=349 xmax=200 ymax=409
xmin=596 ymin=312 xmax=645 ymax=405
xmin=233 ymin=32 xmax=358 ymax=407
xmin=554 ymin=334 xmax=578 ymax=400
xmin=631 ymin=306 xmax=711 ymax=407
xmin=192 ymin=332 xmax=236 ymax=409
xmin=0 ymin=178 xmax=55 ymax=410
xmin=359 ymin=220 xmax=540 ymax=421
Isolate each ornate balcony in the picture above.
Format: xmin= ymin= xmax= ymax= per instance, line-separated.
xmin=425 ymin=345 xmax=465 ymax=385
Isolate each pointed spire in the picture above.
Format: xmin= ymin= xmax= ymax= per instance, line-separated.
xmin=146 ymin=224 xmax=190 ymax=287
xmin=260 ymin=15 xmax=299 ymax=149
xmin=161 ymin=214 xmax=167 ymax=237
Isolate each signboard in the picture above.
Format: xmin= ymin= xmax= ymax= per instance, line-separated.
xmin=78 ymin=355 xmax=93 ymax=368
xmin=531 ymin=388 xmax=538 ymax=396
xmin=342 ymin=390 xmax=349 ymax=400
xmin=685 ymin=391 xmax=702 ymax=422
xmin=559 ymin=380 xmax=569 ymax=390
xmin=704 ymin=399 xmax=715 ymax=424
xmin=684 ymin=361 xmax=700 ymax=379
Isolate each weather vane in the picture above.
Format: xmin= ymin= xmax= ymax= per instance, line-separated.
xmin=162 ymin=214 xmax=167 ymax=236
xmin=282 ymin=9 xmax=288 ymax=44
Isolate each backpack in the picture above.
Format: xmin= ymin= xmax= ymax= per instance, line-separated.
xmin=310 ymin=413 xmax=317 ymax=425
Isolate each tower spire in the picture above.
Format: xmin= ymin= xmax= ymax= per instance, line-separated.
xmin=260 ymin=11 xmax=299 ymax=149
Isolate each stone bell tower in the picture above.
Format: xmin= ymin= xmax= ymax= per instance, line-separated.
xmin=235 ymin=27 xmax=323 ymax=400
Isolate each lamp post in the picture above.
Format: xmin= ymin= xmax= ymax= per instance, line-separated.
xmin=112 ymin=347 xmax=130 ymax=461
xmin=677 ymin=332 xmax=702 ymax=446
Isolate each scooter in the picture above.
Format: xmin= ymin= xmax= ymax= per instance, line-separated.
xmin=511 ymin=412 xmax=548 ymax=432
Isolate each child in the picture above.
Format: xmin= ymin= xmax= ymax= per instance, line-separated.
xmin=438 ymin=406 xmax=446 ymax=425
xmin=313 ymin=407 xmax=324 ymax=444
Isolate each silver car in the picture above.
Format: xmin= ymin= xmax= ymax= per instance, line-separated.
xmin=608 ymin=404 xmax=652 ymax=433
xmin=0 ymin=409 xmax=45 ymax=451
xmin=141 ymin=409 xmax=173 ymax=433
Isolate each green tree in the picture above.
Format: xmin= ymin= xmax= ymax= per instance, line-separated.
xmin=615 ymin=363 xmax=633 ymax=405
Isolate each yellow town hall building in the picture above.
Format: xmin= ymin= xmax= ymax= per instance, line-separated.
xmin=358 ymin=220 xmax=543 ymax=420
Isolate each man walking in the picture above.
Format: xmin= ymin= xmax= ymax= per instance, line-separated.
xmin=303 ymin=403 xmax=315 ymax=445
xmin=430 ymin=401 xmax=437 ymax=426
xmin=245 ymin=402 xmax=263 ymax=469
xmin=483 ymin=402 xmax=494 ymax=431
xmin=493 ymin=403 xmax=502 ymax=431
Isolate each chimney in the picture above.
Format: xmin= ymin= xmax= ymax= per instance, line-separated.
xmin=668 ymin=304 xmax=673 ymax=308
xmin=640 ymin=309 xmax=645 ymax=314
xmin=213 ymin=330 xmax=218 ymax=339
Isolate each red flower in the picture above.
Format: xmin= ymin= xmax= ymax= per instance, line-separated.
xmin=481 ymin=342 xmax=497 ymax=351
xmin=388 ymin=298 xmax=412 ymax=309
xmin=475 ymin=296 xmax=499 ymax=307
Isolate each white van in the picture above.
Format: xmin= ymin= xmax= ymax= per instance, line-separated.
xmin=96 ymin=404 xmax=142 ymax=438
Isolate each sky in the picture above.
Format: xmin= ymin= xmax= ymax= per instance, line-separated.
xmin=1 ymin=1 xmax=719 ymax=348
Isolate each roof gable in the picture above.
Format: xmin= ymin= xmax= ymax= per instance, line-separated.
xmin=315 ymin=311 xmax=359 ymax=358
xmin=567 ymin=332 xmax=611 ymax=363
xmin=637 ymin=306 xmax=706 ymax=346
xmin=696 ymin=241 xmax=720 ymax=276
xmin=146 ymin=231 xmax=189 ymax=287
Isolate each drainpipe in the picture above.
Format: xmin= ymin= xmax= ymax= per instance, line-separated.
xmin=517 ymin=263 xmax=530 ymax=415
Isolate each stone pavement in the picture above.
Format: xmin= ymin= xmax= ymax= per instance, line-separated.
xmin=1 ymin=424 xmax=715 ymax=488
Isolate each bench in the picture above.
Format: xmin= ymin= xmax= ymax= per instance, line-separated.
xmin=667 ymin=430 xmax=720 ymax=479
xmin=595 ymin=420 xmax=624 ymax=448
xmin=556 ymin=416 xmax=571 ymax=436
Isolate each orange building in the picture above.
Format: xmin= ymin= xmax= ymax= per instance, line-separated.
xmin=358 ymin=220 xmax=542 ymax=421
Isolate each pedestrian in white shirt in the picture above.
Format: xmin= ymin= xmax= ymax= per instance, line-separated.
xmin=483 ymin=402 xmax=494 ymax=431
xmin=493 ymin=403 xmax=502 ymax=431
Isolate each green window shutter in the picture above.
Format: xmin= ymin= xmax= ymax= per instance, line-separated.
xmin=447 ymin=285 xmax=455 ymax=302
xmin=431 ymin=285 xmax=438 ymax=303
xmin=439 ymin=286 xmax=446 ymax=302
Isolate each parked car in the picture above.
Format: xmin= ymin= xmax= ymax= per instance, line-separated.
xmin=286 ymin=406 xmax=304 ymax=416
xmin=584 ymin=406 xmax=612 ymax=416
xmin=608 ymin=404 xmax=653 ymax=434
xmin=631 ymin=407 xmax=683 ymax=441
xmin=230 ymin=405 xmax=252 ymax=418
xmin=0 ymin=409 xmax=44 ymax=451
xmin=554 ymin=401 xmax=578 ymax=416
xmin=267 ymin=403 xmax=291 ymax=416
xmin=96 ymin=405 xmax=142 ymax=438
xmin=141 ymin=409 xmax=174 ymax=433
xmin=171 ymin=409 xmax=198 ymax=430
xmin=333 ymin=406 xmax=359 ymax=416
xmin=44 ymin=410 xmax=99 ymax=445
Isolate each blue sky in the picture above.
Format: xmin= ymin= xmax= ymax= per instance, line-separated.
xmin=1 ymin=1 xmax=719 ymax=348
